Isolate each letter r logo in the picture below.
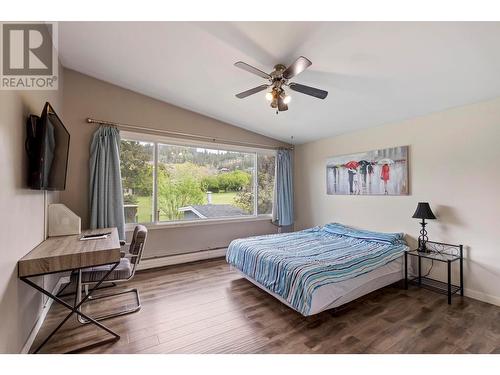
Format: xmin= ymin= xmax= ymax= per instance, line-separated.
xmin=2 ymin=23 xmax=53 ymax=76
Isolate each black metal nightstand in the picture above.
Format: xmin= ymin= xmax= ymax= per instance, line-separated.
xmin=404 ymin=240 xmax=464 ymax=304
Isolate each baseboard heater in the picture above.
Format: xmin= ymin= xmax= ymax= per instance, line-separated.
xmin=137 ymin=247 xmax=227 ymax=270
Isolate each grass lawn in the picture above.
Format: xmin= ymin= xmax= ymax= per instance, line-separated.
xmin=136 ymin=195 xmax=153 ymax=223
xmin=133 ymin=192 xmax=238 ymax=223
xmin=207 ymin=192 xmax=237 ymax=205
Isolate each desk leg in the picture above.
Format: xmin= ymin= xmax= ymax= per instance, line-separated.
xmin=447 ymin=260 xmax=452 ymax=305
xmin=21 ymin=262 xmax=120 ymax=354
xmin=404 ymin=251 xmax=408 ymax=290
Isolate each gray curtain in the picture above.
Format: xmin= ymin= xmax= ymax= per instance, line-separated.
xmin=273 ymin=149 xmax=294 ymax=227
xmin=89 ymin=126 xmax=125 ymax=240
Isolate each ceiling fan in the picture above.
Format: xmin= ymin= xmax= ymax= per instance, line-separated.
xmin=234 ymin=56 xmax=328 ymax=113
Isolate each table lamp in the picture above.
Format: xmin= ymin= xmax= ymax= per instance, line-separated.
xmin=412 ymin=202 xmax=436 ymax=252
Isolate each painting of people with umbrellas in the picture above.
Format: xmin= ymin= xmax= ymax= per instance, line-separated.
xmin=326 ymin=146 xmax=408 ymax=195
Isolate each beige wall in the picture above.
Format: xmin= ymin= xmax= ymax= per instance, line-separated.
xmin=294 ymin=96 xmax=500 ymax=305
xmin=0 ymin=87 xmax=63 ymax=352
xmin=61 ymin=69 xmax=290 ymax=259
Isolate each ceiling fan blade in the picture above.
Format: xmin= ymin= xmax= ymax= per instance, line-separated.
xmin=283 ymin=56 xmax=312 ymax=79
xmin=289 ymin=82 xmax=328 ymax=99
xmin=234 ymin=61 xmax=271 ymax=80
xmin=277 ymin=96 xmax=288 ymax=111
xmin=235 ymin=84 xmax=269 ymax=99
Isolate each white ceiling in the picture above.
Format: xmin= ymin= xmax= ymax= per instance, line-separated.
xmin=59 ymin=22 xmax=500 ymax=144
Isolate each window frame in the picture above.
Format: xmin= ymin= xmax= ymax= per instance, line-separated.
xmin=120 ymin=130 xmax=276 ymax=230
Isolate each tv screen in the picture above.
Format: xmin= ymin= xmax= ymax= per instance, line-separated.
xmin=26 ymin=102 xmax=70 ymax=190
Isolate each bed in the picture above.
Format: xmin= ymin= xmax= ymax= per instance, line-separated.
xmin=226 ymin=223 xmax=409 ymax=316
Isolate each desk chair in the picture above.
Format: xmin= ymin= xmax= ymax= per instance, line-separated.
xmin=75 ymin=225 xmax=147 ymax=322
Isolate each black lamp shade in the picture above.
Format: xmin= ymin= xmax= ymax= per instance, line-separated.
xmin=412 ymin=202 xmax=436 ymax=220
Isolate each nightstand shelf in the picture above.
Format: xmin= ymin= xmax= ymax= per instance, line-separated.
xmin=407 ymin=276 xmax=461 ymax=296
xmin=404 ymin=240 xmax=464 ymax=304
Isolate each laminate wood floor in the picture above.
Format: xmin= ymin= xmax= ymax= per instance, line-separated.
xmin=31 ymin=258 xmax=500 ymax=354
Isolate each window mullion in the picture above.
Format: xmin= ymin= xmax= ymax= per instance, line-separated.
xmin=153 ymin=142 xmax=159 ymax=223
xmin=253 ymin=152 xmax=258 ymax=216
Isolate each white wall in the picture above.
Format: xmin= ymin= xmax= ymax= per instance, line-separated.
xmin=0 ymin=87 xmax=63 ymax=353
xmin=294 ymin=97 xmax=500 ymax=306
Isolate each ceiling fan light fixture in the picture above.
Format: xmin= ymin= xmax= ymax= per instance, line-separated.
xmin=234 ymin=56 xmax=328 ymax=113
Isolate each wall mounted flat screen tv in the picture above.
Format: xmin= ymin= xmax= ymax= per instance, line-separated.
xmin=26 ymin=102 xmax=70 ymax=190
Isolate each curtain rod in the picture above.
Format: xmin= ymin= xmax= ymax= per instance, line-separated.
xmin=86 ymin=117 xmax=293 ymax=151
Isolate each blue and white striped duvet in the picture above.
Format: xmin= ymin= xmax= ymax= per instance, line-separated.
xmin=226 ymin=223 xmax=408 ymax=315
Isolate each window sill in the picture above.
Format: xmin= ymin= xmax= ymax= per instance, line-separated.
xmin=125 ymin=215 xmax=273 ymax=232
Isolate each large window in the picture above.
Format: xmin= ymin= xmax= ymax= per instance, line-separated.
xmin=120 ymin=133 xmax=276 ymax=225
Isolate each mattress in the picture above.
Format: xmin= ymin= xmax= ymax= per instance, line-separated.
xmin=235 ymin=257 xmax=403 ymax=315
xmin=226 ymin=223 xmax=408 ymax=316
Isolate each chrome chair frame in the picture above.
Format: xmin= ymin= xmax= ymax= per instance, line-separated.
xmin=75 ymin=232 xmax=146 ymax=323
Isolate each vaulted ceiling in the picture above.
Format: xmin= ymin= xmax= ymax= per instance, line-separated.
xmin=59 ymin=22 xmax=500 ymax=144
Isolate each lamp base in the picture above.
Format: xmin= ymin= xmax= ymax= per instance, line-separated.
xmin=418 ymin=219 xmax=430 ymax=252
xmin=418 ymin=243 xmax=431 ymax=253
